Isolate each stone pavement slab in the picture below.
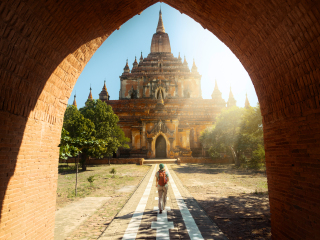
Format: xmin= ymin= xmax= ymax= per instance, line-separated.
xmin=55 ymin=197 xmax=111 ymax=240
xmin=98 ymin=163 xmax=227 ymax=239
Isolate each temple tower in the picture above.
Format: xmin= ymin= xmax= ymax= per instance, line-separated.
xmin=151 ymin=9 xmax=171 ymax=53
xmin=118 ymin=9 xmax=201 ymax=100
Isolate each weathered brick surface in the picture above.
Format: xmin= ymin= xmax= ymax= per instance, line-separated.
xmin=0 ymin=0 xmax=319 ymax=239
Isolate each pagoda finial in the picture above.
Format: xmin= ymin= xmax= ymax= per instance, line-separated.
xmin=140 ymin=51 xmax=143 ymax=62
xmin=103 ymin=79 xmax=107 ymax=90
xmin=88 ymin=85 xmax=93 ymax=100
xmin=156 ymin=7 xmax=165 ymax=33
xmin=123 ymin=59 xmax=130 ymax=73
xmin=72 ymin=92 xmax=77 ymax=108
xmin=99 ymin=80 xmax=110 ymax=101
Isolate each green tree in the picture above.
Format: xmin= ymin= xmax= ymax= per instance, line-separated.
xmin=80 ymin=100 xmax=129 ymax=162
xmin=239 ymin=104 xmax=264 ymax=168
xmin=63 ymin=105 xmax=95 ymax=139
xmin=200 ymin=105 xmax=264 ymax=168
xmin=60 ymin=101 xmax=129 ymax=171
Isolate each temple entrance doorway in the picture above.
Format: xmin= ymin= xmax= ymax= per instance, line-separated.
xmin=155 ymin=135 xmax=166 ymax=158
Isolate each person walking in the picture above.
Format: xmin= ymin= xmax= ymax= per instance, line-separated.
xmin=155 ymin=163 xmax=169 ymax=214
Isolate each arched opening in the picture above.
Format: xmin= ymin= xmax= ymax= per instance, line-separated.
xmin=0 ymin=1 xmax=319 ymax=239
xmin=156 ymin=89 xmax=164 ymax=99
xmin=155 ymin=135 xmax=166 ymax=158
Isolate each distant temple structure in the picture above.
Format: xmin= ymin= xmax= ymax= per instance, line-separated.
xmin=82 ymin=10 xmax=249 ymax=158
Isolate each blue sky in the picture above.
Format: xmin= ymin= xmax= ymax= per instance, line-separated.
xmin=69 ymin=2 xmax=258 ymax=108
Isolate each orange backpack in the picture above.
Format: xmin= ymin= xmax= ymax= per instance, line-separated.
xmin=158 ymin=170 xmax=168 ymax=186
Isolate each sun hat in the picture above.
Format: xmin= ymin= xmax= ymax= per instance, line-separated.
xmin=159 ymin=163 xmax=164 ymax=169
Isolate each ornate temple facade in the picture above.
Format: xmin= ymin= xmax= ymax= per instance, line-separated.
xmin=84 ymin=10 xmax=246 ymax=159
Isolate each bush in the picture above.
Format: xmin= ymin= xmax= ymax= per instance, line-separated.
xmin=87 ymin=175 xmax=95 ymax=186
xmin=110 ymin=168 xmax=116 ymax=177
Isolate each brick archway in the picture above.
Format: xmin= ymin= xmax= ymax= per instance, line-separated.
xmin=0 ymin=0 xmax=319 ymax=239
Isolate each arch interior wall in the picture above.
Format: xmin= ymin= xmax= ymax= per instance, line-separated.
xmin=0 ymin=0 xmax=320 ymax=239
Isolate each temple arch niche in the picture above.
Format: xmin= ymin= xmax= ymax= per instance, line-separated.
xmin=155 ymin=87 xmax=165 ymax=99
xmin=155 ymin=135 xmax=167 ymax=158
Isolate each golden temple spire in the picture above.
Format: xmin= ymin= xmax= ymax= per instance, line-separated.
xmin=103 ymin=80 xmax=107 ymax=91
xmin=156 ymin=8 xmax=165 ymax=33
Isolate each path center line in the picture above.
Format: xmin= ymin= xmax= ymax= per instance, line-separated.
xmin=165 ymin=165 xmax=204 ymax=240
xmin=122 ymin=164 xmax=157 ymax=240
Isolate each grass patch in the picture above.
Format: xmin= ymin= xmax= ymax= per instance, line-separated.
xmin=56 ymin=163 xmax=150 ymax=209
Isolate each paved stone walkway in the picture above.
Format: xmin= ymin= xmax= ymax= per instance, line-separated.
xmin=99 ymin=164 xmax=227 ymax=240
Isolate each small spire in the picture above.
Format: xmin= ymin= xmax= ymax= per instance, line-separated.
xmin=88 ymin=86 xmax=93 ymax=100
xmin=227 ymin=86 xmax=237 ymax=107
xmin=140 ymin=51 xmax=143 ymax=61
xmin=215 ymin=80 xmax=219 ymax=90
xmin=99 ymin=80 xmax=110 ymax=101
xmin=133 ymin=56 xmax=138 ymax=69
xmin=191 ymin=58 xmax=198 ymax=72
xmin=245 ymin=93 xmax=250 ymax=109
xmin=156 ymin=8 xmax=165 ymax=33
xmin=229 ymin=86 xmax=233 ymax=98
xmin=178 ymin=52 xmax=181 ymax=60
xmin=183 ymin=56 xmax=187 ymax=64
xmin=211 ymin=80 xmax=225 ymax=107
xmin=123 ymin=59 xmax=130 ymax=73
xmin=103 ymin=80 xmax=107 ymax=90
xmin=72 ymin=93 xmax=77 ymax=108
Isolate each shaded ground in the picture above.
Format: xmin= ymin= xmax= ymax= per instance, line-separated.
xmin=171 ymin=163 xmax=271 ymax=240
xmin=56 ymin=164 xmax=150 ymax=239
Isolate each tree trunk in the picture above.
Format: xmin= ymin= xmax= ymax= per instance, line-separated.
xmin=108 ymin=157 xmax=110 ymax=165
xmin=75 ymin=155 xmax=79 ymax=197
xmin=80 ymin=153 xmax=87 ymax=171
xmin=229 ymin=146 xmax=240 ymax=166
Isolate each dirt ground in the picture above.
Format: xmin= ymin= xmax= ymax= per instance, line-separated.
xmin=171 ymin=163 xmax=271 ymax=240
xmin=56 ymin=164 xmax=151 ymax=240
